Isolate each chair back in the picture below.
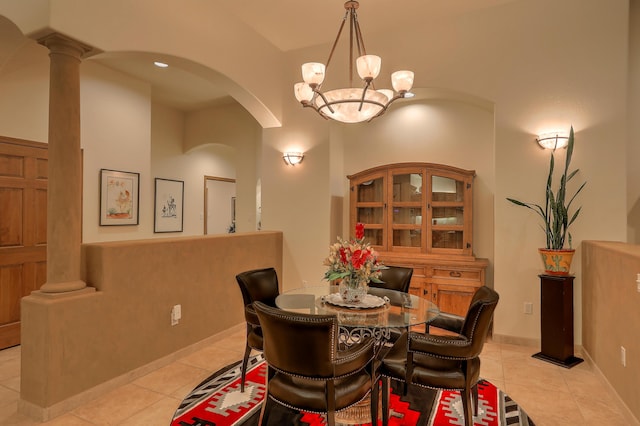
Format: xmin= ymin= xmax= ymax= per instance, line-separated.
xmin=235 ymin=267 xmax=280 ymax=307
xmin=371 ymin=266 xmax=413 ymax=293
xmin=459 ymin=286 xmax=499 ymax=357
xmin=254 ymin=301 xmax=337 ymax=378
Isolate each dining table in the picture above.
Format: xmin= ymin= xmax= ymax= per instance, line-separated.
xmin=275 ymin=284 xmax=440 ymax=346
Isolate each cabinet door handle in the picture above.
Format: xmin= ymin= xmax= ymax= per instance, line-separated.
xmin=423 ymin=289 xmax=428 ymax=296
xmin=449 ymin=271 xmax=462 ymax=278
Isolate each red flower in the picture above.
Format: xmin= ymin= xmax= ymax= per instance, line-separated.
xmin=339 ymin=247 xmax=348 ymax=264
xmin=355 ymin=223 xmax=365 ymax=240
xmin=351 ymin=249 xmax=365 ymax=269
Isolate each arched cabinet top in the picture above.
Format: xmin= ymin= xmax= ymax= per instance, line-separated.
xmin=347 ymin=162 xmax=476 ymax=180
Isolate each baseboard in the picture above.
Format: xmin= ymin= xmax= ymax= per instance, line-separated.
xmin=18 ymin=322 xmax=245 ymax=422
xmin=491 ymin=333 xmax=539 ymax=348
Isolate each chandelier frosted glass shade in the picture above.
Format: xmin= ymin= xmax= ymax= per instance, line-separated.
xmin=316 ymin=88 xmax=389 ymax=123
xmin=391 ymin=71 xmax=415 ymax=93
xmin=356 ymin=55 xmax=381 ymax=80
xmin=293 ymin=1 xmax=414 ymax=123
xmin=302 ymin=62 xmax=326 ymax=86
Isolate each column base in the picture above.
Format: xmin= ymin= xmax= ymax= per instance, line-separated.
xmin=532 ymin=352 xmax=584 ymax=369
xmin=39 ymin=280 xmax=88 ymax=293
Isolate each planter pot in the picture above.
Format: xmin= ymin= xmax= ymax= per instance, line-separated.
xmin=538 ymin=248 xmax=575 ymax=276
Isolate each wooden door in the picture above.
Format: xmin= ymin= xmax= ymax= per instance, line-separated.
xmin=0 ymin=137 xmax=47 ymax=350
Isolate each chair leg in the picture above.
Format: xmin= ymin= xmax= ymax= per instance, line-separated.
xmin=326 ymin=380 xmax=336 ymax=426
xmin=381 ymin=377 xmax=389 ymax=426
xmin=370 ymin=378 xmax=379 ymax=426
xmin=240 ymin=341 xmax=251 ymax=392
xmin=258 ymin=396 xmax=269 ymax=425
xmin=472 ymin=382 xmax=479 ymax=415
xmin=461 ymin=388 xmax=473 ymax=426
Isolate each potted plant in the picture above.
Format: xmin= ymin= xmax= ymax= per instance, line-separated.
xmin=506 ymin=126 xmax=586 ymax=275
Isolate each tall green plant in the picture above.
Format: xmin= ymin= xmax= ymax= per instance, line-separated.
xmin=506 ymin=126 xmax=586 ymax=249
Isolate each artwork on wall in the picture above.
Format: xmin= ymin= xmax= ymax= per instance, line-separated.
xmin=99 ymin=169 xmax=140 ymax=226
xmin=154 ymin=178 xmax=184 ymax=233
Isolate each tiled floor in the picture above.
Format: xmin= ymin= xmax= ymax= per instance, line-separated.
xmin=0 ymin=329 xmax=636 ymax=425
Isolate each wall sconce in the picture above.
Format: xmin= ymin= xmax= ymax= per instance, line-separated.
xmin=283 ymin=152 xmax=304 ymax=166
xmin=536 ymin=132 xmax=569 ymax=150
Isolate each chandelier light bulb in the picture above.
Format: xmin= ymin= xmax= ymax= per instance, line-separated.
xmin=302 ymin=62 xmax=326 ymax=86
xmin=391 ymin=70 xmax=414 ymax=93
xmin=356 ymin=55 xmax=382 ymax=80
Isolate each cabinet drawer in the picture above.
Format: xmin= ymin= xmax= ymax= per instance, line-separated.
xmin=431 ymin=267 xmax=481 ymax=282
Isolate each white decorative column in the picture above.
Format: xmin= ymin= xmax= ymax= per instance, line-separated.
xmin=38 ymin=33 xmax=92 ymax=293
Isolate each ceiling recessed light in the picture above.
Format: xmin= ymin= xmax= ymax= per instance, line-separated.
xmin=153 ymin=61 xmax=169 ymax=68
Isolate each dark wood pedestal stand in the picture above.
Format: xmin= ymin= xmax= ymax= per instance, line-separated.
xmin=532 ymin=274 xmax=584 ymax=368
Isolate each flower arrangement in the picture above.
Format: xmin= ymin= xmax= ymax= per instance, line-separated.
xmin=322 ymin=223 xmax=385 ymax=287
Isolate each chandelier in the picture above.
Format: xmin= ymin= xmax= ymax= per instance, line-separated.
xmin=293 ymin=1 xmax=414 ymax=123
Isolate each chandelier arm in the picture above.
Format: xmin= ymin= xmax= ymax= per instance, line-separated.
xmin=322 ymin=98 xmax=387 ymax=109
xmin=315 ymin=90 xmax=336 ymax=114
xmin=358 ymin=80 xmax=372 ymax=112
xmin=367 ymin=104 xmax=391 ymax=122
xmin=308 ymin=105 xmax=329 ymax=120
xmin=325 ymin=10 xmax=350 ymax=72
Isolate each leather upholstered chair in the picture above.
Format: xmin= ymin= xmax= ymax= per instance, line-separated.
xmin=235 ymin=267 xmax=280 ymax=392
xmin=369 ymin=265 xmax=413 ymax=293
xmin=253 ymin=301 xmax=379 ymax=426
xmin=379 ymin=286 xmax=499 ymax=426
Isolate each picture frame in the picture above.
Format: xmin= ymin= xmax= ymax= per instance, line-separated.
xmin=154 ymin=178 xmax=184 ymax=233
xmin=99 ymin=169 xmax=140 ymax=226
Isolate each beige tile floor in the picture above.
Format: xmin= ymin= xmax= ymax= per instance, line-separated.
xmin=0 ymin=329 xmax=636 ymax=425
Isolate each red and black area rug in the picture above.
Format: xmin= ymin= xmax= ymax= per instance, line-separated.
xmin=171 ymin=354 xmax=535 ymax=426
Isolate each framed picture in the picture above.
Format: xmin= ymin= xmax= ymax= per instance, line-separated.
xmin=99 ymin=169 xmax=140 ymax=226
xmin=154 ymin=178 xmax=184 ymax=233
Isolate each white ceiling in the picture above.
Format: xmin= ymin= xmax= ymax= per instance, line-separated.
xmin=91 ymin=0 xmax=514 ymax=111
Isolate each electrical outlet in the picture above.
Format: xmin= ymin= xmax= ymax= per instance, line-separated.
xmin=171 ymin=304 xmax=181 ymax=326
xmin=523 ymin=302 xmax=533 ymax=315
xmin=636 ymin=273 xmax=640 ymax=293
xmin=302 ymin=280 xmax=308 ymax=287
xmin=621 ymin=346 xmax=626 ymax=367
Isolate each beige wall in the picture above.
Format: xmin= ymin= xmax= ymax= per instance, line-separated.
xmin=628 ymin=0 xmax=640 ymax=244
xmin=582 ymin=241 xmax=640 ymax=421
xmin=20 ymin=231 xmax=282 ymax=420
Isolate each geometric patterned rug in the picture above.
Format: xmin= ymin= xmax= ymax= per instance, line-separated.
xmin=171 ymin=354 xmax=536 ymax=426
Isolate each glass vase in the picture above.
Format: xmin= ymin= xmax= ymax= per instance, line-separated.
xmin=339 ymin=276 xmax=369 ymax=304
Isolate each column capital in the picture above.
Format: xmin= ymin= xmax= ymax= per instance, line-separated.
xmin=37 ymin=32 xmax=96 ymax=59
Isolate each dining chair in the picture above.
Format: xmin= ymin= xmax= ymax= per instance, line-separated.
xmin=253 ymin=301 xmax=380 ymax=426
xmin=379 ymin=286 xmax=499 ymax=426
xmin=370 ymin=265 xmax=413 ymax=293
xmin=235 ymin=267 xmax=280 ymax=392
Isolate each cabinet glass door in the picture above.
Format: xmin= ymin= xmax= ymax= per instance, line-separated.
xmin=354 ymin=176 xmax=384 ymax=246
xmin=430 ymin=175 xmax=465 ymax=251
xmin=390 ymin=172 xmax=423 ymax=250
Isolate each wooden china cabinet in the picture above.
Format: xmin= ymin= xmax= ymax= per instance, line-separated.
xmin=348 ymin=163 xmax=489 ymax=318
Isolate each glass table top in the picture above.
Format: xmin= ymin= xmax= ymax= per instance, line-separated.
xmin=275 ymin=285 xmax=440 ymax=330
